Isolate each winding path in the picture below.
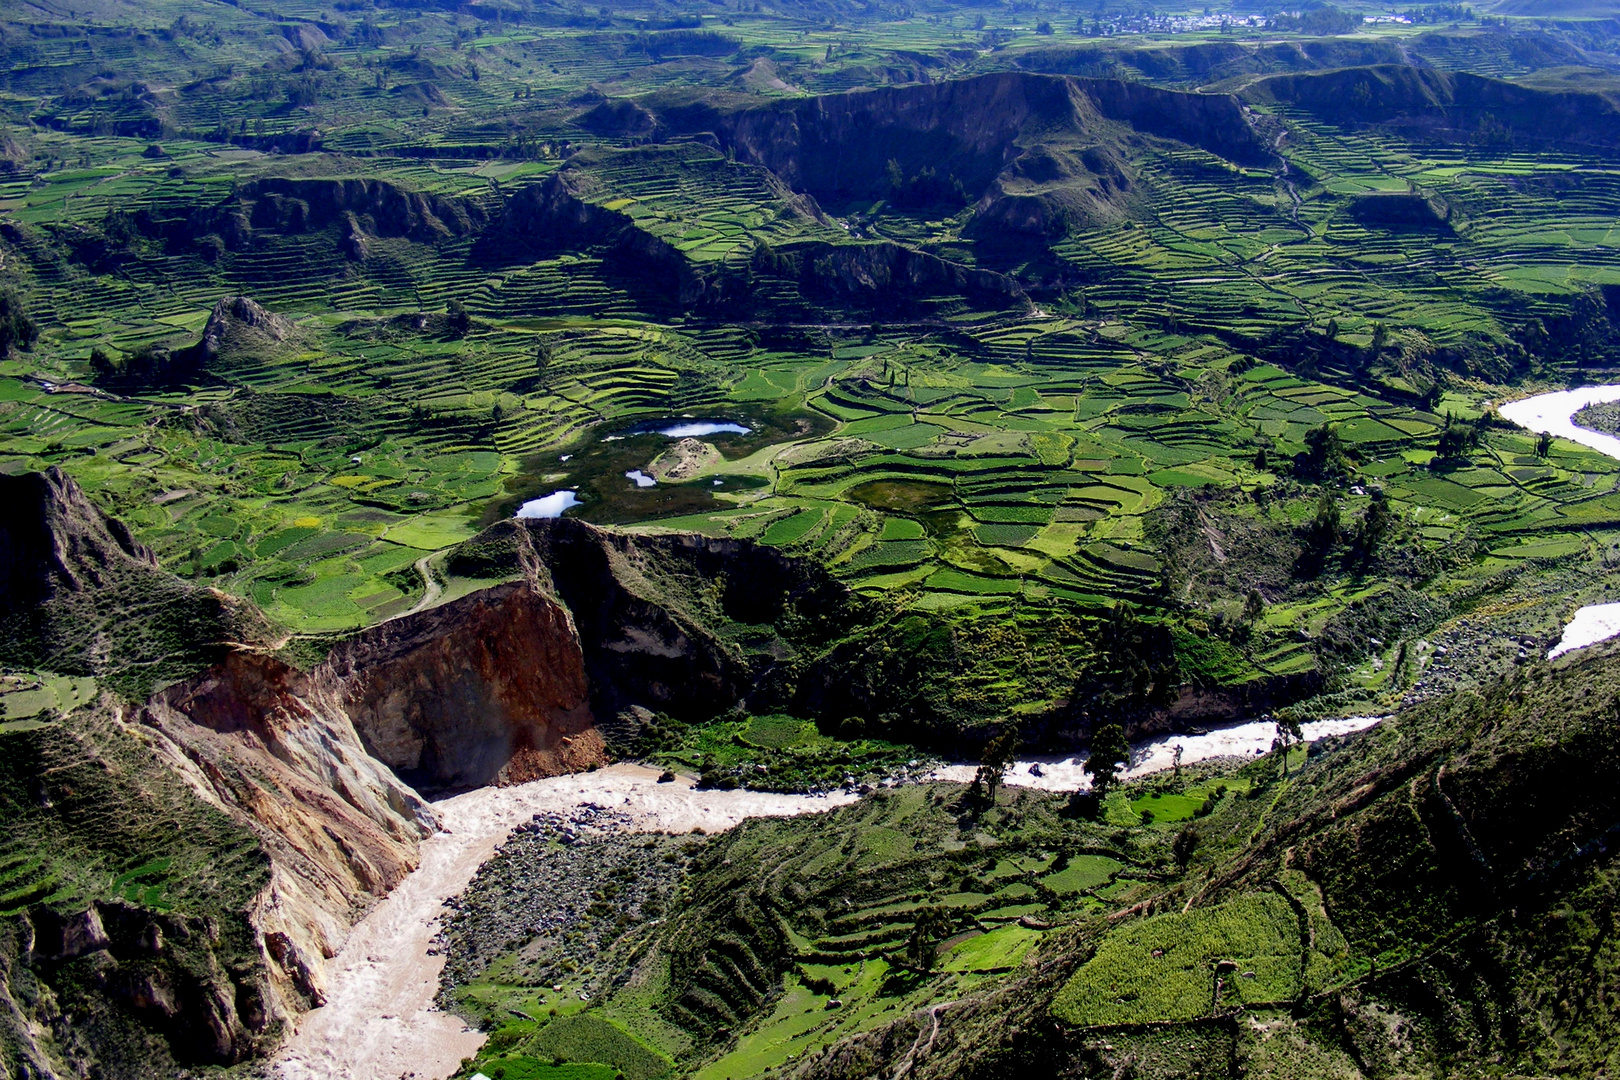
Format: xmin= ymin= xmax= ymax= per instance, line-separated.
xmin=891 ymin=1001 xmax=952 ymax=1080
xmin=401 ymin=553 xmax=443 ymax=619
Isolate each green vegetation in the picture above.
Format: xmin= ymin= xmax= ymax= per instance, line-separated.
xmin=1051 ymin=894 xmax=1302 ymax=1025
xmin=0 ymin=702 xmax=273 ymax=1073
xmin=449 ymin=779 xmax=1158 ymax=1079
xmin=628 ymin=711 xmax=924 ymax=793
xmin=446 ymin=638 xmax=1620 ymax=1079
xmin=5 ymin=7 xmax=1620 ymax=722
xmin=10 ymin=0 xmax=1620 ymax=1074
xmin=528 ymin=1014 xmax=672 ymax=1080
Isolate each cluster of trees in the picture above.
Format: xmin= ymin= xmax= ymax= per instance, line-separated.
xmin=1294 ymin=421 xmax=1353 ymax=483
xmin=1433 ymin=410 xmax=1493 ymax=465
xmin=630 ymin=29 xmax=741 ymax=59
xmin=88 ymin=344 xmax=200 ymax=389
xmin=1400 ymin=4 xmax=1474 ymax=23
xmin=0 ymin=290 xmax=38 ymax=359
xmin=883 ymin=159 xmax=969 ymax=210
xmin=1070 ymin=602 xmax=1182 ymax=722
xmin=903 ymin=905 xmax=956 ymax=971
xmin=1521 ymin=286 xmax=1620 ymax=369
xmin=1301 ymin=485 xmax=1394 ymax=571
xmin=1267 ymin=4 xmax=1361 ymax=34
xmin=445 ymin=299 xmax=472 ymax=336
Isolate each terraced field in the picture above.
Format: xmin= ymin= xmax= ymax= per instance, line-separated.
xmin=3 ymin=0 xmax=1620 ymax=743
xmin=7 ymin=125 xmax=1620 ymax=707
xmin=445 ymin=775 xmax=1247 ymax=1080
xmin=13 ymin=2 xmax=1620 ymax=1078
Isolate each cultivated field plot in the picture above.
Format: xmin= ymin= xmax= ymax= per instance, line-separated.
xmin=5 ymin=9 xmax=1620 ymax=698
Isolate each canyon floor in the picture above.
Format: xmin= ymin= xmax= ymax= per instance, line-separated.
xmin=271 ymin=765 xmax=856 ymax=1080
xmin=275 ymin=714 xmax=1388 ymax=1080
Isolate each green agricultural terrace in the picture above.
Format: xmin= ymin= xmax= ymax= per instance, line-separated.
xmin=9 ymin=0 xmax=1620 ymax=1075
xmin=9 ymin=8 xmax=1620 ymax=716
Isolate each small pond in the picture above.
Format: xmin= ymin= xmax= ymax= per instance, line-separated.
xmin=490 ymin=408 xmax=833 ymax=526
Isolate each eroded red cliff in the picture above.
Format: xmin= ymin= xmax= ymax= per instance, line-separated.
xmin=135 ymin=571 xmax=605 ymax=1018
xmin=324 ymin=579 xmax=602 ymax=793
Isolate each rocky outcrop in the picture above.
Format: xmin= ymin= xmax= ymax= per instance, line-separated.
xmin=476 ymin=172 xmax=706 ymax=307
xmin=0 ymin=467 xmax=265 ymax=696
xmin=0 ymin=470 xmax=612 ymax=1071
xmin=132 ymin=570 xmax=608 ymax=1010
xmin=654 ymin=71 xmax=1268 ymax=207
xmin=478 ymin=170 xmax=1022 ymax=316
xmin=576 ymin=96 xmax=658 ymax=136
xmin=121 ymin=176 xmax=490 ymax=262
xmin=752 ymin=237 xmax=1027 ymax=314
xmin=449 ymin=517 xmax=860 ymax=726
xmin=966 ymin=144 xmax=1132 ymax=240
xmin=139 ymin=650 xmax=437 ymax=1016
xmin=196 ymin=295 xmax=308 ymax=362
xmin=326 ymin=580 xmax=602 ymax=792
xmin=231 ymin=177 xmax=488 ymax=243
xmin=658 ymin=72 xmax=1098 ymax=204
xmin=27 ymin=900 xmax=271 ymax=1064
xmin=0 ymin=700 xmax=283 ymax=1076
xmin=0 ymin=465 xmax=157 ymax=610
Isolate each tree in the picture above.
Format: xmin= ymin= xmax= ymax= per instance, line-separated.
xmin=88 ymin=345 xmax=121 ymax=380
xmin=1310 ymin=490 xmax=1341 ymax=548
xmin=1536 ymin=430 xmax=1553 ymax=458
xmin=1353 ymin=486 xmax=1391 ymax=559
xmin=974 ymin=725 xmax=1020 ymax=807
xmin=1083 ymin=722 xmax=1131 ymax=799
xmin=446 ymin=298 xmax=471 ymax=336
xmin=1435 ymin=411 xmax=1481 ymax=462
xmin=1242 ymin=588 xmax=1266 ymax=627
xmin=1299 ymin=422 xmax=1349 ymax=482
xmin=1173 ymin=825 xmax=1201 ymax=870
xmin=1273 ymin=715 xmax=1303 ymax=776
xmin=1420 ymin=382 xmax=1444 ymax=413
xmin=1370 ymin=322 xmax=1388 ymax=355
xmin=1036 ymin=19 xmax=1053 ymax=33
xmin=904 ymin=905 xmax=955 ymax=971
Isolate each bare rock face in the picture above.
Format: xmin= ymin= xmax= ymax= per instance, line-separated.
xmin=1 ymin=470 xmax=615 ymax=1068
xmin=136 ymin=573 xmax=606 ymax=1012
xmin=197 ymin=295 xmax=307 ymax=363
xmin=0 ymin=467 xmax=266 ymax=695
xmin=140 ymin=650 xmax=439 ymax=1015
xmin=0 ymin=465 xmax=157 ymax=609
xmin=451 ymin=516 xmax=861 ymax=726
xmin=326 ymin=580 xmax=603 ymax=792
